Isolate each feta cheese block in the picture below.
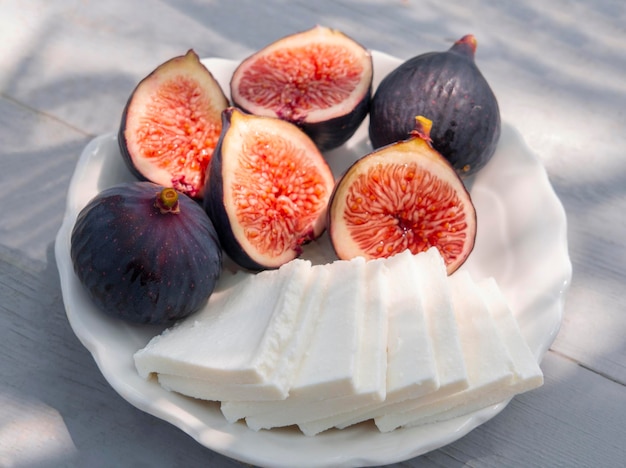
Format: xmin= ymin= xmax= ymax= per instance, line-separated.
xmin=134 ymin=259 xmax=312 ymax=391
xmin=397 ymin=277 xmax=544 ymax=428
xmin=413 ymin=247 xmax=469 ymax=397
xmin=375 ymin=270 xmax=516 ymax=432
xmin=222 ymin=256 xmax=389 ymax=429
xmin=299 ymin=249 xmax=439 ymax=436
xmin=476 ymin=277 xmax=543 ymax=394
xmin=155 ymin=264 xmax=332 ymax=401
xmin=372 ymin=250 xmax=439 ymax=399
xmin=156 ymin=373 xmax=287 ymax=401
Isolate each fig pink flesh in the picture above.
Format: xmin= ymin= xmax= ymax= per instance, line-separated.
xmin=329 ymin=136 xmax=476 ymax=274
xmin=236 ymin=44 xmax=364 ymax=121
xmin=132 ymin=75 xmax=222 ymax=196
xmin=122 ymin=50 xmax=229 ymax=199
xmin=342 ymin=162 xmax=471 ymax=263
xmin=231 ymin=131 xmax=331 ymax=257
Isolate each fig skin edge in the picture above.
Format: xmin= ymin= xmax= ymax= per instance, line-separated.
xmin=298 ymin=85 xmax=372 ymax=152
xmin=203 ymin=110 xmax=261 ymax=271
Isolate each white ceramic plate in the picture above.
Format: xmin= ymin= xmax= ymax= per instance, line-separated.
xmin=54 ymin=51 xmax=572 ymax=467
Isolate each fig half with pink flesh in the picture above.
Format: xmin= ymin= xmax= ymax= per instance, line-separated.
xmin=230 ymin=26 xmax=373 ymax=151
xmin=328 ymin=117 xmax=476 ymax=274
xmin=205 ymin=108 xmax=335 ymax=271
xmin=119 ymin=50 xmax=229 ymax=199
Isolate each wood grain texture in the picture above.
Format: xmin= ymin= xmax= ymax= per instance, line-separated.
xmin=1 ymin=0 xmax=625 ymax=466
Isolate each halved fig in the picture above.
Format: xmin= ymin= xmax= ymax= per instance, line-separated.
xmin=71 ymin=181 xmax=222 ymax=325
xmin=205 ymin=107 xmax=335 ymax=271
xmin=329 ymin=117 xmax=476 ymax=274
xmin=230 ymin=26 xmax=373 ymax=151
xmin=369 ymin=35 xmax=501 ymax=177
xmin=119 ymin=50 xmax=229 ymax=199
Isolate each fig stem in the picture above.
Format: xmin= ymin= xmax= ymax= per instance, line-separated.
xmin=451 ymin=34 xmax=477 ymax=58
xmin=411 ymin=116 xmax=433 ymax=143
xmin=155 ymin=187 xmax=181 ymax=214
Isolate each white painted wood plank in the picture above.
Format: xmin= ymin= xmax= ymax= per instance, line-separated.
xmin=548 ymin=183 xmax=626 ymax=385
xmin=0 ymin=97 xmax=90 ymax=263
xmin=0 ymin=248 xmax=245 ymax=468
xmin=394 ymin=351 xmax=626 ymax=467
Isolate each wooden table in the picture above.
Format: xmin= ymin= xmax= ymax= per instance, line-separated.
xmin=2 ymin=1 xmax=624 ymax=466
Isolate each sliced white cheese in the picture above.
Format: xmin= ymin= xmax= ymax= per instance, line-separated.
xmin=352 ymin=257 xmax=389 ymax=400
xmin=243 ymin=256 xmax=390 ymax=430
xmin=157 ymin=373 xmax=286 ymax=401
xmin=223 ymin=256 xmax=390 ymax=429
xmin=134 ymin=259 xmax=311 ymax=386
xmin=272 ymin=256 xmax=367 ymax=399
xmin=155 ymin=264 xmax=331 ymax=401
xmin=411 ymin=277 xmax=544 ymax=426
xmin=477 ymin=277 xmax=543 ymax=393
xmin=299 ymin=249 xmax=439 ymax=436
xmin=414 ymin=247 xmax=469 ymax=396
xmin=375 ymin=270 xmax=516 ymax=432
xmin=247 ymin=257 xmax=389 ymax=431
xmin=375 ymin=250 xmax=438 ymax=399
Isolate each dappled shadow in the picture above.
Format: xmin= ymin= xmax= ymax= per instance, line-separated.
xmin=161 ymin=0 xmax=626 ymax=120
xmin=0 ymin=242 xmax=245 ymax=467
xmin=1 ymin=1 xmax=625 ymax=467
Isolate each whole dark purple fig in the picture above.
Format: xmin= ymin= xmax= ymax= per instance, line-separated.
xmin=71 ymin=181 xmax=222 ymax=324
xmin=369 ymin=35 xmax=501 ymax=177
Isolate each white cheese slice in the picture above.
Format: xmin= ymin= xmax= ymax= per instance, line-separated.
xmin=223 ymin=255 xmax=390 ymax=429
xmin=244 ymin=257 xmax=388 ymax=430
xmin=352 ymin=257 xmax=389 ymax=399
xmin=134 ymin=259 xmax=311 ymax=386
xmin=157 ymin=373 xmax=286 ymax=401
xmin=299 ymin=249 xmax=439 ymax=436
xmin=263 ymin=256 xmax=367 ymax=398
xmin=375 ymin=270 xmax=516 ymax=432
xmin=373 ymin=250 xmax=438 ymax=399
xmin=414 ymin=247 xmax=469 ymax=396
xmin=155 ymin=263 xmax=330 ymax=401
xmin=248 ymin=257 xmax=389 ymax=430
xmin=411 ymin=277 xmax=544 ymax=426
xmin=477 ymin=277 xmax=543 ymax=392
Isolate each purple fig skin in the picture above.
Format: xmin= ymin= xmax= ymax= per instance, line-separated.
xmin=369 ymin=35 xmax=501 ymax=177
xmin=203 ymin=110 xmax=263 ymax=271
xmin=234 ymin=90 xmax=371 ymax=153
xmin=71 ymin=181 xmax=222 ymax=324
xmin=298 ymin=88 xmax=371 ymax=151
